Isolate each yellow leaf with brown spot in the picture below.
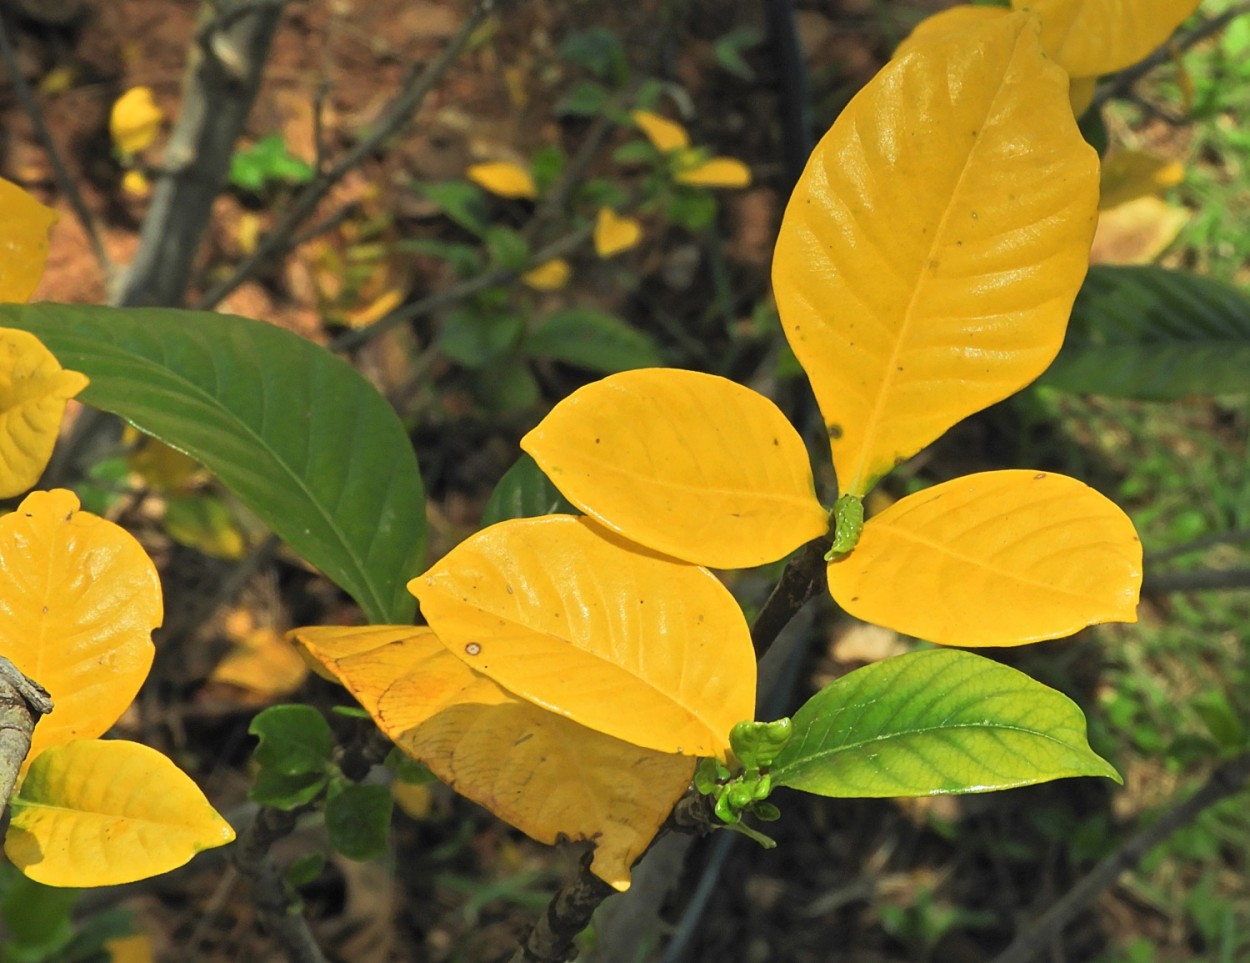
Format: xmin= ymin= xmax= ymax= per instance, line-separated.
xmin=466 ymin=161 xmax=538 ymax=200
xmin=0 ymin=330 xmax=89 ymax=497
xmin=826 ymin=471 xmax=1142 ymax=647
xmin=594 ymin=208 xmax=642 ymax=258
xmin=109 ymin=87 xmax=164 ymax=157
xmin=774 ymin=14 xmax=1098 ymax=496
xmin=0 ymin=178 xmax=57 ymax=304
xmin=631 ymin=110 xmax=690 ymax=153
xmin=409 ymin=516 xmax=755 ymax=759
xmin=0 ymin=490 xmax=162 ymax=764
xmin=291 ymin=625 xmax=695 ymax=890
xmin=521 ymin=258 xmax=571 ymax=290
xmin=6 ymin=740 xmax=234 ymax=886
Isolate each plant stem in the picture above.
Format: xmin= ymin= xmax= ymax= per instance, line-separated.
xmin=1142 ymin=567 xmax=1250 ymax=594
xmin=988 ymin=751 xmax=1250 ymax=963
xmin=751 ymin=536 xmax=831 ymax=659
xmin=0 ymin=658 xmax=53 ymax=808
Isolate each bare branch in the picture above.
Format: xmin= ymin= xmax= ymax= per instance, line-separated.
xmin=0 ymin=657 xmax=53 ymax=807
xmin=1143 ymin=567 xmax=1250 ymax=594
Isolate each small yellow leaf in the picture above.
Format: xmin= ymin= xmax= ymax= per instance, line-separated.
xmin=6 ymin=739 xmax=235 ymax=887
xmin=105 ymin=932 xmax=155 ymax=963
xmin=163 ymin=493 xmax=248 ymax=560
xmin=0 ymin=490 xmax=162 ymax=763
xmin=126 ymin=432 xmax=203 ymax=493
xmin=521 ymin=258 xmax=571 ymax=290
xmin=465 ymin=161 xmax=538 ymax=200
xmin=1014 ymin=0 xmax=1201 ymax=78
xmin=675 ymin=157 xmax=752 ymax=189
xmin=773 ymin=14 xmax=1098 ymax=496
xmin=291 ymin=626 xmax=695 ymax=890
xmin=0 ymin=329 xmax=89 ymax=497
xmin=522 ymin=368 xmax=829 ymax=569
xmin=0 ymin=178 xmax=57 ymax=304
xmin=630 ymin=110 xmax=690 ymax=153
xmin=1091 ymin=195 xmax=1189 ymax=265
xmin=121 ymin=170 xmax=151 ymax=199
xmin=1069 ymin=75 xmax=1097 ymax=116
xmin=594 ymin=207 xmax=642 ymax=258
xmin=109 ymin=87 xmax=164 ymax=157
xmin=392 ymin=781 xmax=432 ymax=820
xmin=38 ymin=66 xmax=78 ymax=97
xmin=409 ymin=515 xmax=756 ymax=759
xmin=1099 ymin=150 xmax=1185 ymax=210
xmin=211 ymin=626 xmax=309 ymax=700
xmin=826 ymin=470 xmax=1142 ymax=647
xmin=344 ymin=286 xmax=405 ymax=329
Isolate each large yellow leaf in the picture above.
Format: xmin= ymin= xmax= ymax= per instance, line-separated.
xmin=0 ymin=490 xmax=162 ymax=762
xmin=826 ymin=470 xmax=1142 ymax=646
xmin=893 ymin=5 xmax=1010 ymax=61
xmin=773 ymin=14 xmax=1099 ymax=497
xmin=0 ymin=330 xmax=89 ymax=497
xmin=521 ymin=369 xmax=828 ymax=569
xmin=292 ymin=626 xmax=696 ymax=890
xmin=1014 ymin=0 xmax=1201 ymax=78
xmin=6 ymin=739 xmax=235 ymax=887
xmin=409 ymin=515 xmax=755 ymax=759
xmin=0 ymin=179 xmax=56 ymax=303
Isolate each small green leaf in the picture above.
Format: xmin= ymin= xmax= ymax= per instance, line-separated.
xmin=250 ymin=705 xmax=334 ymax=777
xmin=611 ymin=140 xmax=657 ymax=166
xmin=771 ymin=649 xmax=1120 ymax=797
xmin=286 ymin=852 xmax=327 ymax=888
xmin=825 ymin=494 xmax=863 ymax=559
xmin=250 ymin=769 xmax=328 ymax=810
xmin=664 ymin=188 xmax=718 ymax=231
xmin=484 ymin=225 xmax=532 ymax=272
xmin=530 ymin=146 xmax=567 ymax=193
xmin=728 ymin=719 xmax=793 ymax=769
xmin=439 ymin=307 xmax=525 ymax=368
xmin=0 ymin=868 xmax=78 ymax=958
xmin=470 ymin=358 xmax=540 ymax=412
xmin=525 ymin=307 xmax=665 ymax=373
xmin=325 ymin=782 xmax=393 ymax=861
xmin=481 ymin=453 xmax=577 ymax=527
xmin=555 ymin=80 xmax=611 ymax=117
xmin=713 ymin=27 xmax=761 ymax=80
xmin=420 ymin=181 xmax=489 ymax=234
xmin=559 ymin=27 xmax=628 ymax=82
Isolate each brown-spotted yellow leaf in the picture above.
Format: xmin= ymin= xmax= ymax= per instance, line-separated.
xmin=0 ymin=330 xmax=89 ymax=497
xmin=291 ymin=626 xmax=695 ymax=890
xmin=594 ymin=207 xmax=642 ymax=258
xmin=6 ymin=739 xmax=234 ymax=886
xmin=774 ymin=13 xmax=1099 ymax=497
xmin=521 ymin=369 xmax=828 ymax=569
xmin=0 ymin=490 xmax=161 ymax=763
xmin=826 ymin=470 xmax=1142 ymax=646
xmin=409 ymin=515 xmax=755 ymax=759
xmin=465 ymin=161 xmax=538 ymax=200
xmin=1013 ymin=0 xmax=1201 ymax=78
xmin=0 ymin=179 xmax=56 ymax=304
xmin=109 ymin=87 xmax=164 ymax=157
xmin=631 ymin=110 xmax=690 ymax=153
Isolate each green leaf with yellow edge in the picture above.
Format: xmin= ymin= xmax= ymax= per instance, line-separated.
xmin=0 ymin=330 xmax=89 ymax=497
xmin=5 ymin=740 xmax=235 ymax=887
xmin=770 ymin=648 xmax=1120 ymax=797
xmin=0 ymin=490 xmax=161 ymax=765
xmin=521 ymin=369 xmax=828 ymax=569
xmin=409 ymin=515 xmax=755 ymax=759
xmin=291 ymin=625 xmax=696 ymax=891
xmin=1013 ymin=0 xmax=1201 ymax=78
xmin=827 ymin=470 xmax=1142 ymax=647
xmin=0 ymin=178 xmax=56 ymax=304
xmin=773 ymin=13 xmax=1099 ymax=497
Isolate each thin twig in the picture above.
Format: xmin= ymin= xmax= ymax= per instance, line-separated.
xmin=1091 ymin=2 xmax=1250 ymax=111
xmin=751 ymin=537 xmax=831 ymax=660
xmin=1145 ymin=528 xmax=1250 ymax=565
xmin=0 ymin=17 xmax=114 ymax=276
xmin=988 ymin=751 xmax=1250 ymax=963
xmin=1142 ymin=567 xmax=1250 ymax=594
xmin=196 ymin=0 xmax=506 ymax=310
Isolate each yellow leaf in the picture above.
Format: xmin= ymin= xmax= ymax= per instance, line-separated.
xmin=392 ymin=781 xmax=432 ymax=820
xmin=106 ymin=932 xmax=155 ymax=963
xmin=121 ymin=169 xmax=151 ymax=198
xmin=0 ymin=490 xmax=162 ymax=763
xmin=674 ymin=157 xmax=752 ymax=189
xmin=163 ymin=493 xmax=248 ymax=560
xmin=109 ymin=87 xmax=164 ymax=157
xmin=1099 ymin=150 xmax=1185 ymax=210
xmin=1069 ymin=75 xmax=1097 ymax=116
xmin=1013 ymin=0 xmax=1201 ymax=78
xmin=291 ymin=626 xmax=695 ymax=890
xmin=0 ymin=178 xmax=57 ymax=304
xmin=465 ymin=161 xmax=538 ymax=200
xmin=126 ymin=432 xmax=203 ymax=492
xmin=826 ymin=470 xmax=1142 ymax=647
xmin=896 ymin=6 xmax=1010 ymax=59
xmin=594 ymin=207 xmax=642 ymax=258
xmin=344 ymin=286 xmax=405 ymax=329
xmin=0 ymin=330 xmax=89 ymax=497
xmin=630 ymin=110 xmax=690 ymax=153
xmin=211 ymin=626 xmax=309 ymax=699
xmin=1091 ymin=195 xmax=1189 ymax=264
xmin=409 ymin=515 xmax=755 ymax=759
xmin=521 ymin=368 xmax=829 ymax=569
xmin=521 ymin=258 xmax=571 ymax=290
xmin=773 ymin=14 xmax=1098 ymax=497
xmin=38 ymin=66 xmax=77 ymax=97
xmin=6 ymin=739 xmax=235 ymax=887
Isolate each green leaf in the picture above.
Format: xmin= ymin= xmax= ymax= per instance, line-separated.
xmin=420 ymin=181 xmax=489 ymax=234
xmin=530 ymin=145 xmax=567 ymax=193
xmin=555 ymin=80 xmax=611 ymax=117
xmin=558 ymin=28 xmax=628 ymax=83
xmin=770 ymin=649 xmax=1120 ymax=797
xmin=250 ymin=705 xmax=334 ymax=776
xmin=484 ymin=225 xmax=531 ymax=272
xmin=0 ymin=868 xmax=78 ymax=959
xmin=713 ymin=27 xmax=761 ymax=80
xmin=325 ymin=782 xmax=393 ymax=861
xmin=439 ymin=307 xmax=525 ymax=368
xmin=480 ymin=453 xmax=578 ymax=527
xmin=525 ymin=307 xmax=665 ymax=373
xmin=470 ymin=357 xmax=540 ymax=412
xmin=611 ymin=140 xmax=657 ymax=166
xmin=664 ymin=188 xmax=718 ymax=231
xmin=0 ymin=303 xmax=425 ymax=623
xmin=250 ymin=769 xmax=329 ymax=810
xmin=1041 ymin=266 xmax=1250 ymax=400
xmin=286 ymin=852 xmax=327 ymax=887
